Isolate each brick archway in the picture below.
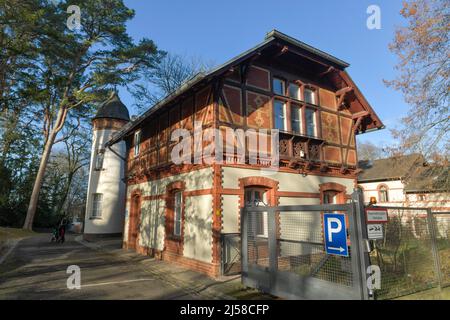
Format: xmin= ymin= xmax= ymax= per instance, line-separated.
xmin=238 ymin=176 xmax=279 ymax=208
xmin=319 ymin=182 xmax=347 ymax=204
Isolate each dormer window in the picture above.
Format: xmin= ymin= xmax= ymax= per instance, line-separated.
xmin=272 ymin=78 xmax=285 ymax=96
xmin=134 ymin=130 xmax=141 ymax=156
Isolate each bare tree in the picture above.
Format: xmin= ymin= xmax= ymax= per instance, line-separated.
xmin=357 ymin=141 xmax=387 ymax=161
xmin=384 ymin=0 xmax=449 ymax=158
xmin=132 ymin=53 xmax=215 ymax=112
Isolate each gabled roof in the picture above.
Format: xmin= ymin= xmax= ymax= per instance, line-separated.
xmin=404 ymin=165 xmax=449 ymax=193
xmin=107 ymin=30 xmax=383 ymax=146
xmin=358 ymin=154 xmax=425 ymax=182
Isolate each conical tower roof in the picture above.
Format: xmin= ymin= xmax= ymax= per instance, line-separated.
xmin=93 ymin=92 xmax=130 ymax=121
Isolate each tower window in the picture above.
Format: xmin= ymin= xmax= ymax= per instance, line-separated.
xmin=95 ymin=149 xmax=104 ymax=170
xmin=91 ymin=193 xmax=103 ymax=218
xmin=134 ymin=130 xmax=141 ymax=156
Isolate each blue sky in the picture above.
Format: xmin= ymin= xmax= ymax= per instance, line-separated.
xmin=120 ymin=0 xmax=410 ymax=147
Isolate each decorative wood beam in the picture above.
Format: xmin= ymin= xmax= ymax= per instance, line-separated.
xmin=240 ymin=52 xmax=261 ymax=83
xmin=336 ymin=86 xmax=353 ymax=110
xmin=351 ymin=111 xmax=369 ymax=120
xmin=274 ymin=45 xmax=289 ymax=58
xmin=319 ymin=66 xmax=336 ymax=77
xmin=352 ymin=114 xmax=369 ymax=134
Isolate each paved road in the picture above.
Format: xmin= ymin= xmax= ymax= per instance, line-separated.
xmin=0 ymin=234 xmax=198 ymax=299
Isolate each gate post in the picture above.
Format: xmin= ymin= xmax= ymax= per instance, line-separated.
xmin=268 ymin=209 xmax=278 ymax=291
xmin=427 ymin=209 xmax=443 ymax=291
xmin=240 ymin=207 xmax=248 ymax=276
xmin=352 ymin=190 xmax=372 ymax=300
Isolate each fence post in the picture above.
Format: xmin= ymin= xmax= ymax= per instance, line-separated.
xmin=352 ymin=189 xmax=372 ymax=300
xmin=268 ymin=209 xmax=278 ymax=291
xmin=426 ymin=209 xmax=443 ymax=291
xmin=240 ymin=207 xmax=248 ymax=276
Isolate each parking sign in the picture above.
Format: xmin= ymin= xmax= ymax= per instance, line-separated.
xmin=323 ymin=213 xmax=349 ymax=257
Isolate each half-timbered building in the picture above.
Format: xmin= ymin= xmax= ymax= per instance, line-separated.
xmin=84 ymin=30 xmax=384 ymax=277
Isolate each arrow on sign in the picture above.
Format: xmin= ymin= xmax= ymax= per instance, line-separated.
xmin=327 ymin=246 xmax=345 ymax=252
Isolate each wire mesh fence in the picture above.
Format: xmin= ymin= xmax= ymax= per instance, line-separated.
xmin=276 ymin=210 xmax=354 ymax=287
xmin=369 ymin=207 xmax=449 ymax=300
xmin=242 ymin=205 xmax=365 ymax=300
xmin=432 ymin=212 xmax=450 ymax=288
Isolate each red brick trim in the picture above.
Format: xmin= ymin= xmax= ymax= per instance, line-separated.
xmin=162 ymin=251 xmax=220 ymax=278
xmin=212 ymin=164 xmax=222 ymax=265
xmin=319 ymin=182 xmax=347 ymax=204
xmin=237 ymin=176 xmax=280 ymax=235
xmin=93 ymin=118 xmax=128 ymax=131
xmin=125 ymin=188 xmax=214 ymax=203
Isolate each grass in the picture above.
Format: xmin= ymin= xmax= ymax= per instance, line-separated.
xmin=395 ymin=285 xmax=450 ymax=300
xmin=0 ymin=227 xmax=35 ymax=247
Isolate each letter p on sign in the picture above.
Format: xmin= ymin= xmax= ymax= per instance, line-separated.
xmin=327 ymin=217 xmax=342 ymax=242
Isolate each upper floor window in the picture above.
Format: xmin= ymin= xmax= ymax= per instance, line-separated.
xmin=134 ymin=130 xmax=141 ymax=157
xmin=288 ymin=83 xmax=301 ymax=100
xmin=91 ymin=193 xmax=103 ymax=218
xmin=304 ymin=87 xmax=316 ymax=104
xmin=272 ymin=78 xmax=285 ymax=96
xmin=173 ymin=191 xmax=183 ymax=236
xmin=291 ymin=104 xmax=302 ymax=134
xmin=274 ymin=100 xmax=287 ymax=131
xmin=418 ymin=194 xmax=426 ymax=201
xmin=305 ymin=108 xmax=317 ymax=137
xmin=378 ymin=185 xmax=389 ymax=202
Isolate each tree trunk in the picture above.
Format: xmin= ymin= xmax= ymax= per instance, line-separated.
xmin=22 ymin=106 xmax=67 ymax=230
xmin=22 ymin=130 xmax=57 ymax=230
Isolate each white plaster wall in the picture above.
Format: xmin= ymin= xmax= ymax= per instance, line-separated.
xmin=221 ymin=195 xmax=240 ymax=233
xmin=222 ymin=166 xmax=355 ymax=193
xmin=84 ymin=128 xmax=126 ymax=235
xmin=138 ymin=198 xmax=166 ymax=251
xmin=124 ymin=167 xmax=214 ymax=259
xmin=183 ymin=195 xmax=213 ymax=263
xmin=220 ymin=166 xmax=355 ymax=236
xmin=359 ymin=180 xmax=405 ymax=205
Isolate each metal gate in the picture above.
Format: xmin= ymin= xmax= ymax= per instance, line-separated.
xmin=241 ymin=193 xmax=370 ymax=300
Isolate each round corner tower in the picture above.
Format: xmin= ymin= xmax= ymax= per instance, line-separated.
xmin=83 ymin=92 xmax=130 ymax=240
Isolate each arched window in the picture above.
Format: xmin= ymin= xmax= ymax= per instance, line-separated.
xmin=378 ymin=185 xmax=389 ymax=203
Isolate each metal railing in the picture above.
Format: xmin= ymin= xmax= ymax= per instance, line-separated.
xmin=221 ymin=233 xmax=241 ymax=276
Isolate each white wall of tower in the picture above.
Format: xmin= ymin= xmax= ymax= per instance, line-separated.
xmin=84 ymin=126 xmax=127 ymax=235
